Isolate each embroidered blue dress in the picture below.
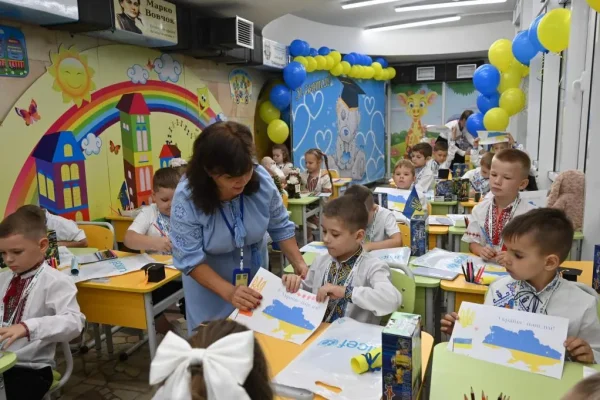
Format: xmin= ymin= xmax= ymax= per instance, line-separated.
xmin=170 ymin=166 xmax=295 ymax=332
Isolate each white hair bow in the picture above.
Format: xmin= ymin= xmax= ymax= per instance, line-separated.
xmin=150 ymin=331 xmax=255 ymax=400
xmin=170 ymin=158 xmax=188 ymax=168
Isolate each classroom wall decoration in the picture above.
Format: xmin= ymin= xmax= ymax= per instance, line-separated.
xmin=444 ymin=82 xmax=478 ymax=124
xmin=0 ymin=43 xmax=229 ymax=221
xmin=229 ymin=69 xmax=252 ymax=105
xmin=291 ymin=71 xmax=386 ymax=183
xmin=0 ymin=25 xmax=28 ymax=77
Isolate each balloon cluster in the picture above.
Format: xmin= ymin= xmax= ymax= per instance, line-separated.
xmin=261 ymin=39 xmax=397 ymax=144
xmin=467 ymin=9 xmax=571 ymax=135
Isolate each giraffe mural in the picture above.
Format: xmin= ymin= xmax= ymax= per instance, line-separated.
xmin=397 ymin=89 xmax=438 ymax=151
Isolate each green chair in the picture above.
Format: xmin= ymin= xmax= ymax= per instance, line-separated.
xmin=43 ymin=342 xmax=73 ymax=400
xmin=381 ymin=265 xmax=416 ymax=326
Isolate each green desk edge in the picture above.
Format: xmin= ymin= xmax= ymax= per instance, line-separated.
xmin=0 ymin=352 xmax=17 ymax=374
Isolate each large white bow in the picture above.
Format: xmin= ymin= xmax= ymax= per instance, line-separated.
xmin=150 ymin=331 xmax=255 ymax=400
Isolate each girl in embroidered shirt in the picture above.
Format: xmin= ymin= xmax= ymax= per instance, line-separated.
xmin=272 ymin=144 xmax=293 ymax=175
xmin=301 ymin=148 xmax=333 ymax=195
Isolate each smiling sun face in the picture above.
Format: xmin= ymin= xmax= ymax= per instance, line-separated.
xmin=48 ymin=46 xmax=96 ymax=107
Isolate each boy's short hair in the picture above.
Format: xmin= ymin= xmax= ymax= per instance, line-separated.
xmin=480 ymin=152 xmax=494 ymax=169
xmin=344 ymin=184 xmax=374 ymax=210
xmin=411 ymin=143 xmax=433 ymax=158
xmin=502 ymin=208 xmax=574 ymax=263
xmin=153 ymin=167 xmax=182 ymax=191
xmin=322 ymin=196 xmax=368 ymax=232
xmin=493 ymin=149 xmax=531 ymax=179
xmin=564 ymin=371 xmax=600 ymax=400
xmin=0 ymin=206 xmax=47 ymax=241
xmin=394 ymin=159 xmax=416 ymax=176
xmin=433 ymin=141 xmax=448 ymax=152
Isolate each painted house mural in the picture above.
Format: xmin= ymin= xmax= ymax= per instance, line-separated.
xmin=159 ymin=143 xmax=181 ymax=168
xmin=33 ymin=131 xmax=89 ymax=220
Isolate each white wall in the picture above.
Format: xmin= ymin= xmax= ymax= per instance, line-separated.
xmin=262 ymin=14 xmax=515 ymax=57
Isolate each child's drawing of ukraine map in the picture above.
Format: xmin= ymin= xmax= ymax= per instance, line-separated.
xmin=230 ymin=268 xmax=328 ymax=345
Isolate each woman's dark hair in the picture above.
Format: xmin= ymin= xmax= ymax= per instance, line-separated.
xmin=459 ymin=110 xmax=474 ymax=121
xmin=189 ymin=320 xmax=273 ymax=400
xmin=304 ymin=148 xmax=333 ymax=187
xmin=272 ymin=144 xmax=291 ymax=164
xmin=187 ymin=122 xmax=260 ymax=214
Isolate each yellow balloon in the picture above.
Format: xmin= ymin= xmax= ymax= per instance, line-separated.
xmin=499 ymin=88 xmax=526 ymax=116
xmin=325 ymin=55 xmax=335 ymax=70
xmin=508 ymin=60 xmax=528 ymax=78
xmin=294 ymin=56 xmax=308 ymax=68
xmin=587 ymin=0 xmax=600 ymax=12
xmin=538 ymin=8 xmax=571 ymax=53
xmin=484 ymin=107 xmax=510 ymax=131
xmin=267 ymin=119 xmax=289 ymax=144
xmin=331 ymin=63 xmax=343 ymax=77
xmin=488 ymin=39 xmax=515 ymax=73
xmin=380 ymin=70 xmax=389 ymax=81
xmin=521 ymin=65 xmax=529 ymax=77
xmin=498 ymin=70 xmax=521 ymax=93
xmin=350 ymin=65 xmax=360 ymax=78
xmin=306 ymin=57 xmax=317 ymax=73
xmin=315 ymin=55 xmax=326 ymax=70
xmin=340 ymin=61 xmax=351 ymax=75
xmin=387 ymin=67 xmax=397 ymax=79
xmin=374 ymin=70 xmax=383 ymax=80
xmin=259 ymin=101 xmax=280 ymax=124
xmin=362 ymin=66 xmax=374 ymax=79
xmin=330 ymin=51 xmax=342 ymax=64
xmin=372 ymin=62 xmax=383 ymax=74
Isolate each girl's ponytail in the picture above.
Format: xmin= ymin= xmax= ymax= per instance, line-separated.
xmin=321 ymin=151 xmax=333 ymax=187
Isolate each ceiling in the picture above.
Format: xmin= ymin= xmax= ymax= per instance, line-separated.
xmin=173 ymin=0 xmax=516 ymax=30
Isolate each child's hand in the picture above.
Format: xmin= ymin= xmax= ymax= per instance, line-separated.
xmin=0 ymin=324 xmax=27 ymax=349
xmin=495 ymin=251 xmax=507 ymax=266
xmin=441 ymin=312 xmax=459 ymax=335
xmin=479 ymin=246 xmax=497 ymax=261
xmin=317 ymin=284 xmax=345 ymax=302
xmin=282 ymin=274 xmax=302 ymax=293
xmin=153 ymin=237 xmax=172 ymax=253
xmin=565 ymin=337 xmax=595 ymax=364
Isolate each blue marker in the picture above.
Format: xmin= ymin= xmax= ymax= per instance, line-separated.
xmin=480 ymin=227 xmax=494 ymax=247
xmin=70 ymin=257 xmax=79 ymax=276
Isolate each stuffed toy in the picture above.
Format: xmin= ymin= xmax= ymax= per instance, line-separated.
xmin=547 ymin=170 xmax=585 ymax=231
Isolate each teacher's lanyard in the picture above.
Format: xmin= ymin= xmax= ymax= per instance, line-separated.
xmin=0 ymin=265 xmax=44 ymax=327
xmin=487 ymin=196 xmax=520 ymax=250
xmin=219 ymin=196 xmax=249 ymax=287
xmin=322 ymin=253 xmax=364 ymax=323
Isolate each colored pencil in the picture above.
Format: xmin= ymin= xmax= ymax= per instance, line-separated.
xmin=482 ymin=391 xmax=485 ymax=400
xmin=471 ymin=387 xmax=475 ymax=400
xmin=464 ymin=216 xmax=469 ymax=228
xmin=497 ymin=394 xmax=502 ymax=400
xmin=475 ymin=265 xmax=485 ymax=283
xmin=461 ymin=264 xmax=467 ymax=280
xmin=464 ymin=395 xmax=468 ymax=400
xmin=153 ymin=223 xmax=167 ymax=237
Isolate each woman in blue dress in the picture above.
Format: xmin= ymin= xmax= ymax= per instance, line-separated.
xmin=170 ymin=121 xmax=308 ymax=332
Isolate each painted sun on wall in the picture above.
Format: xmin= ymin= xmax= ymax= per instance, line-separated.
xmin=0 ymin=44 xmax=226 ymax=221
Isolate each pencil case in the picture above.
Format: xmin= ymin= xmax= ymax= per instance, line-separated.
xmin=141 ymin=263 xmax=166 ymax=283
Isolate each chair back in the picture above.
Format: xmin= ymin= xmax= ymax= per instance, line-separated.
xmin=44 ymin=342 xmax=73 ymax=400
xmin=77 ymin=222 xmax=116 ymax=250
xmin=381 ymin=265 xmax=416 ymax=326
xmin=398 ymin=223 xmax=410 ymax=247
xmin=329 ymin=169 xmax=340 ymax=179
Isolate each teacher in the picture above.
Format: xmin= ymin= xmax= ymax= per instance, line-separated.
xmin=170 ymin=121 xmax=308 ymax=332
xmin=437 ymin=109 xmax=475 ymax=165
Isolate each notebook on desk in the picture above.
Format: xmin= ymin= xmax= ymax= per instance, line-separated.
xmin=412 ymin=267 xmax=459 ymax=281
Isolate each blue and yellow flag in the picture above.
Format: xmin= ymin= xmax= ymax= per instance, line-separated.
xmin=402 ymin=186 xmax=423 ymax=219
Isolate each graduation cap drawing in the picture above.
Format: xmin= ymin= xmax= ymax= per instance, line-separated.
xmin=338 ymin=77 xmax=366 ymax=109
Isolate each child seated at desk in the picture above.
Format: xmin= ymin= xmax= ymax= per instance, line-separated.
xmin=282 ymin=196 xmax=401 ymax=325
xmin=444 ymin=208 xmax=600 ymax=364
xmin=344 ymin=184 xmax=402 ymax=251
xmin=0 ymin=206 xmax=84 ymax=400
xmin=391 ymin=160 xmax=428 ymax=211
xmin=301 ymin=148 xmax=333 ymax=242
xmin=18 ymin=205 xmax=87 ymax=248
xmin=427 ymin=140 xmax=453 ymax=177
xmin=150 ymin=319 xmax=272 ymax=399
xmin=411 ymin=143 xmax=435 ymax=193
xmin=272 ymin=143 xmax=294 ymax=176
xmin=462 ymin=149 xmax=535 ymax=262
xmin=462 ymin=151 xmax=493 ymax=197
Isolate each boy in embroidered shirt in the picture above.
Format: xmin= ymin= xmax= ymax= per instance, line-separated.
xmin=444 ymin=208 xmax=600 ymax=364
xmin=462 ymin=149 xmax=535 ymax=262
xmin=462 ymin=152 xmax=493 ymax=197
xmin=282 ymin=196 xmax=401 ymax=325
xmin=0 ymin=206 xmax=84 ymax=399
xmin=344 ymin=185 xmax=402 ymax=251
xmin=411 ymin=143 xmax=435 ymax=193
xmin=427 ymin=141 xmax=452 ymax=177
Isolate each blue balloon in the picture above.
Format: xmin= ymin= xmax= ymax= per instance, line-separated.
xmin=529 ymin=14 xmax=549 ymax=54
xmin=300 ymin=41 xmax=310 ymax=57
xmin=512 ymin=30 xmax=538 ymax=66
xmin=270 ymin=84 xmax=291 ymax=111
xmin=309 ymin=48 xmax=318 ymax=57
xmin=375 ymin=57 xmax=388 ymax=68
xmin=473 ymin=64 xmax=501 ymax=96
xmin=365 ymin=55 xmax=373 ymax=65
xmin=343 ymin=53 xmax=357 ymax=65
xmin=360 ymin=54 xmax=368 ymax=66
xmin=289 ymin=40 xmax=305 ymax=57
xmin=283 ymin=61 xmax=307 ymax=90
xmin=466 ymin=113 xmax=485 ymax=136
xmin=281 ymin=107 xmax=291 ymax=126
xmin=477 ymin=92 xmax=500 ymax=115
xmin=318 ymin=46 xmax=330 ymax=56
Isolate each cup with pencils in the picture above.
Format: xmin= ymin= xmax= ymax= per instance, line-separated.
xmin=462 ymin=260 xmax=485 ymax=284
xmin=464 ymin=388 xmax=510 ymax=400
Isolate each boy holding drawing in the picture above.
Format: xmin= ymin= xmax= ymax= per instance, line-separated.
xmin=282 ymin=196 xmax=401 ymax=325
xmin=0 ymin=206 xmax=84 ymax=399
xmin=344 ymin=185 xmax=402 ymax=251
xmin=462 ymin=149 xmax=535 ymax=262
xmin=443 ymin=208 xmax=600 ymax=364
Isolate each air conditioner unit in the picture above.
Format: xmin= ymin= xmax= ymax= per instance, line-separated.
xmin=456 ymin=64 xmax=477 ymax=79
xmin=416 ymin=66 xmax=435 ymax=81
xmin=198 ymin=16 xmax=254 ymax=51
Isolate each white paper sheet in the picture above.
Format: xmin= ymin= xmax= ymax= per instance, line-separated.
xmin=411 ymin=248 xmax=508 ymax=280
xmin=300 ymin=242 xmax=411 ymax=268
xmin=449 ymin=302 xmax=568 ymax=379
xmin=58 ymin=253 xmax=156 ymax=283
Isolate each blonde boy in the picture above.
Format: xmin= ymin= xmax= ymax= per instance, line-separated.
xmin=344 ymin=185 xmax=402 ymax=251
xmin=392 ymin=159 xmax=416 ymax=190
xmin=282 ymin=196 xmax=401 ymax=325
xmin=462 ymin=149 xmax=535 ymax=262
xmin=410 ymin=143 xmax=435 ymax=192
xmin=445 ymin=209 xmax=600 ymax=364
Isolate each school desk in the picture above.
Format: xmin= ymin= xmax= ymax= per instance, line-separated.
xmin=442 ymin=260 xmax=594 ymax=313
xmin=284 ymin=253 xmax=442 ymax=338
xmin=0 ymin=351 xmax=17 ymax=400
xmin=75 ymin=251 xmax=183 ymax=359
xmin=427 ymin=225 xmax=449 ymax=250
xmin=256 ymin=323 xmax=434 ymax=400
xmin=430 ymin=343 xmax=600 ymax=400
xmin=459 ymin=199 xmax=478 ymax=214
xmin=332 ymin=178 xmax=352 ymax=199
xmin=429 ymin=200 xmax=458 ymax=216
xmin=104 ymin=214 xmax=134 ymax=243
xmin=287 ymin=196 xmax=321 ymax=246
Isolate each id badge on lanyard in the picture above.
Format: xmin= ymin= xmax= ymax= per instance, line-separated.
xmin=220 ymin=196 xmax=251 ymax=287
